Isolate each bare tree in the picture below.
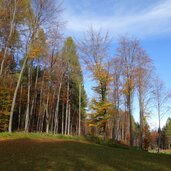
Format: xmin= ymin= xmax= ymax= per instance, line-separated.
xmin=135 ymin=47 xmax=153 ymax=149
xmin=116 ymin=37 xmax=139 ymax=146
xmin=152 ymin=77 xmax=171 ymax=152
xmin=110 ymin=57 xmax=124 ymax=141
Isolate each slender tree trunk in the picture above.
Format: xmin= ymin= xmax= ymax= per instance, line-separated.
xmin=128 ymin=92 xmax=133 ymax=146
xmin=65 ymin=80 xmax=69 ymax=135
xmin=18 ymin=85 xmax=22 ymax=130
xmin=126 ymin=73 xmax=134 ymax=146
xmin=50 ymin=104 xmax=54 ymax=133
xmin=8 ymin=54 xmax=28 ymax=132
xmin=37 ymin=74 xmax=44 ymax=131
xmin=158 ymin=102 xmax=161 ymax=153
xmin=123 ymin=103 xmax=127 ymax=142
xmin=49 ymin=90 xmax=56 ymax=133
xmin=45 ymin=93 xmax=50 ymax=134
xmin=54 ymin=82 xmax=62 ymax=134
xmin=29 ymin=97 xmax=35 ymax=131
xmin=30 ymin=66 xmax=39 ymax=130
xmin=139 ymin=92 xmax=144 ymax=149
xmin=67 ymin=103 xmax=71 ymax=135
xmin=62 ymin=102 xmax=64 ymax=135
xmin=70 ymin=118 xmax=73 ymax=135
xmin=0 ymin=0 xmax=17 ymax=76
xmin=78 ymin=84 xmax=81 ymax=135
xmin=25 ymin=67 xmax=31 ymax=132
xmin=40 ymin=107 xmax=46 ymax=132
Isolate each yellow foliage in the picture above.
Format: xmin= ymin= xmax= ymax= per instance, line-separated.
xmin=1 ymin=111 xmax=10 ymax=116
xmin=89 ymin=123 xmax=97 ymax=127
xmin=28 ymin=47 xmax=41 ymax=59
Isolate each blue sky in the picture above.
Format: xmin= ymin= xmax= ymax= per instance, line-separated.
xmin=62 ymin=0 xmax=171 ymax=129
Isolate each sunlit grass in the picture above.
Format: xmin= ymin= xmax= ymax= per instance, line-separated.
xmin=0 ymin=132 xmax=86 ymax=141
xmin=0 ymin=133 xmax=171 ymax=171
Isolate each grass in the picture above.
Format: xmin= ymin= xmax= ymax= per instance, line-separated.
xmin=0 ymin=133 xmax=171 ymax=171
xmin=149 ymin=149 xmax=171 ymax=155
xmin=0 ymin=132 xmax=86 ymax=141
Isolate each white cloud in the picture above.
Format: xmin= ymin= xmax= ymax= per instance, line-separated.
xmin=64 ymin=0 xmax=171 ymax=38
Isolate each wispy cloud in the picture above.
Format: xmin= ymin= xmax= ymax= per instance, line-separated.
xmin=63 ymin=0 xmax=171 ymax=38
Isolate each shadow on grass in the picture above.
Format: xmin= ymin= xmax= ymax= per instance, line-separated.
xmin=0 ymin=138 xmax=171 ymax=171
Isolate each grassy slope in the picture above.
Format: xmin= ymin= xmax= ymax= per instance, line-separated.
xmin=0 ymin=133 xmax=171 ymax=171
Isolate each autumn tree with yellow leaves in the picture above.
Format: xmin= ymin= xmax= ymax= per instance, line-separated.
xmin=79 ymin=28 xmax=112 ymax=138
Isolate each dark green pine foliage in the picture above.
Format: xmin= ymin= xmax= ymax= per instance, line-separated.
xmin=62 ymin=37 xmax=87 ymax=128
xmin=164 ymin=118 xmax=171 ymax=148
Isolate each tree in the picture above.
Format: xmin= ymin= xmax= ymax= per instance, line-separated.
xmin=8 ymin=0 xmax=63 ymax=132
xmin=116 ymin=37 xmax=139 ymax=146
xmin=0 ymin=0 xmax=31 ymax=76
xmin=110 ymin=57 xmax=125 ymax=141
xmin=135 ymin=47 xmax=153 ymax=149
xmin=152 ymin=77 xmax=171 ymax=152
xmin=165 ymin=118 xmax=171 ymax=148
xmin=62 ymin=37 xmax=86 ymax=135
xmin=142 ymin=118 xmax=151 ymax=150
xmin=79 ymin=28 xmax=111 ymax=138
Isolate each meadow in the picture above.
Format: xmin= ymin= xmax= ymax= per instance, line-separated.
xmin=0 ymin=133 xmax=171 ymax=171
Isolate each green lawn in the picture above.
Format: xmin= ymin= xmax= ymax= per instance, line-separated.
xmin=0 ymin=133 xmax=171 ymax=171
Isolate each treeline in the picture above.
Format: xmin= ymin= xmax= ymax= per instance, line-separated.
xmin=0 ymin=0 xmax=170 ymax=151
xmin=0 ymin=0 xmax=86 ymax=135
xmin=79 ymin=29 xmax=171 ymax=150
xmin=160 ymin=118 xmax=171 ymax=149
xmin=150 ymin=118 xmax=171 ymax=150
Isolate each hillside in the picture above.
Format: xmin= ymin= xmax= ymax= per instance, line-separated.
xmin=0 ymin=133 xmax=171 ymax=171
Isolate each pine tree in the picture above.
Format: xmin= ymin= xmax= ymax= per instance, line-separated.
xmin=62 ymin=37 xmax=87 ymax=135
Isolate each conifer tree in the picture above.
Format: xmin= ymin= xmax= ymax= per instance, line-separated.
xmin=62 ymin=37 xmax=86 ymax=135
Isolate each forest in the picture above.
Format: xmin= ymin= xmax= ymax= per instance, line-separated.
xmin=0 ymin=0 xmax=171 ymax=154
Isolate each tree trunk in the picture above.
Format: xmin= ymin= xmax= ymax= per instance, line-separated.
xmin=128 ymin=92 xmax=133 ymax=146
xmin=139 ymin=92 xmax=144 ymax=149
xmin=158 ymin=103 xmax=161 ymax=153
xmin=65 ymin=80 xmax=69 ymax=135
xmin=18 ymin=85 xmax=22 ymax=130
xmin=37 ymin=74 xmax=44 ymax=131
xmin=45 ymin=93 xmax=50 ymax=134
xmin=25 ymin=66 xmax=31 ymax=132
xmin=62 ymin=102 xmax=64 ymax=135
xmin=30 ymin=66 xmax=39 ymax=130
xmin=78 ymin=84 xmax=81 ymax=135
xmin=54 ymin=82 xmax=62 ymax=134
xmin=8 ymin=54 xmax=28 ymax=132
xmin=29 ymin=98 xmax=35 ymax=131
xmin=67 ymin=103 xmax=71 ymax=135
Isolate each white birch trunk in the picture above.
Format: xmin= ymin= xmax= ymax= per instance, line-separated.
xmin=25 ymin=67 xmax=31 ymax=132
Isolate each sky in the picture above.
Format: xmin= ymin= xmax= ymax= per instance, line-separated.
xmin=61 ymin=0 xmax=171 ymax=129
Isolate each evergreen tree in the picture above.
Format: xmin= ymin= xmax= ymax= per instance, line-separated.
xmin=62 ymin=37 xmax=87 ymax=135
xmin=165 ymin=118 xmax=171 ymax=148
